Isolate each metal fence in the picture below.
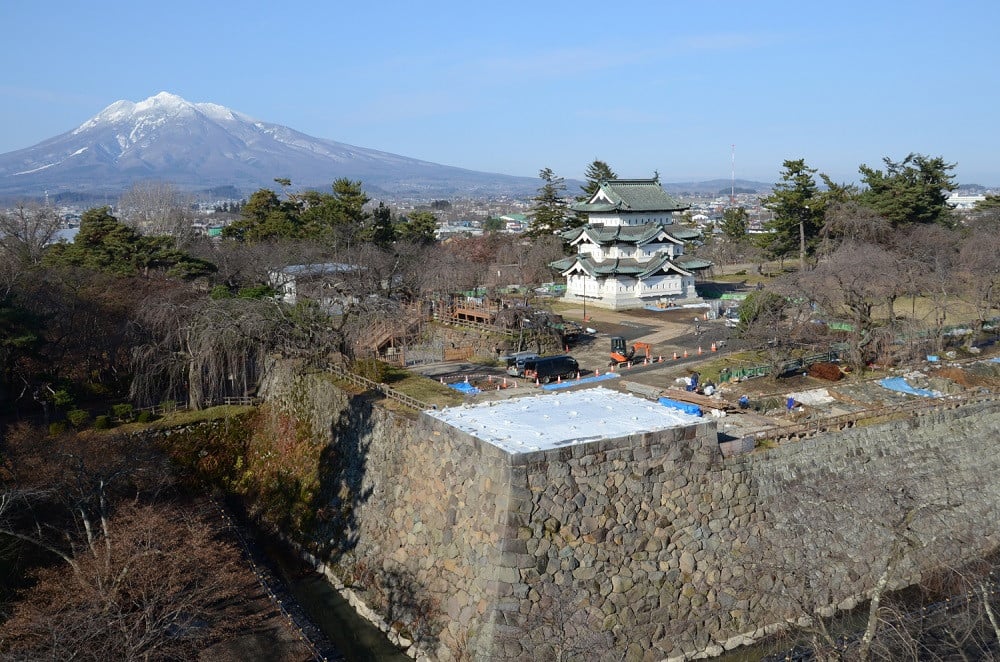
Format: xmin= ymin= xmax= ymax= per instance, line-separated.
xmin=720 ymin=349 xmax=844 ymax=382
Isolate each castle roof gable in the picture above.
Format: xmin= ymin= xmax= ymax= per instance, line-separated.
xmin=570 ymin=178 xmax=689 ymax=214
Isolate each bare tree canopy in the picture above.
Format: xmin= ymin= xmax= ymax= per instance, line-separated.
xmin=117 ymin=180 xmax=197 ymax=241
xmin=0 ymin=203 xmax=64 ymax=266
xmin=0 ymin=425 xmax=262 ymax=661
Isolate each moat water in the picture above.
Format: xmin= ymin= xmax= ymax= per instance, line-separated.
xmin=261 ymin=536 xmax=411 ymax=662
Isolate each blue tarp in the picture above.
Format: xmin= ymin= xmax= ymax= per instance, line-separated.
xmin=990 ymin=357 xmax=1000 ymax=364
xmin=878 ymin=376 xmax=938 ymax=398
xmin=658 ymin=397 xmax=703 ymax=417
xmin=541 ymin=372 xmax=620 ymax=390
xmin=447 ymin=382 xmax=481 ymax=395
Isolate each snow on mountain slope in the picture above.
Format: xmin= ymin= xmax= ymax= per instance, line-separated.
xmin=0 ymin=92 xmax=537 ymax=198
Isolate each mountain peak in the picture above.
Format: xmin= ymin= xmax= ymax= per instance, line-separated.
xmin=134 ymin=91 xmax=191 ymax=112
xmin=75 ymin=92 xmax=200 ymax=134
xmin=1 ymin=93 xmax=541 ymax=199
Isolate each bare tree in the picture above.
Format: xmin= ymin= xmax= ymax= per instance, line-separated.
xmin=785 ymin=241 xmax=909 ymax=369
xmin=0 ymin=426 xmax=260 ymax=661
xmin=894 ymin=224 xmax=961 ymax=351
xmin=819 ymin=202 xmax=893 ymax=255
xmin=750 ymin=448 xmax=982 ymax=662
xmin=956 ymin=218 xmax=1000 ymax=348
xmin=492 ymin=581 xmax=626 ymax=661
xmin=129 ymin=292 xmax=297 ymax=408
xmin=0 ymin=202 xmax=64 ymax=267
xmin=117 ymin=181 xmax=197 ymax=242
xmin=418 ymin=242 xmax=481 ymax=297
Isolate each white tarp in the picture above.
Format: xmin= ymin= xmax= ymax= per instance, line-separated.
xmin=427 ymin=387 xmax=702 ymax=454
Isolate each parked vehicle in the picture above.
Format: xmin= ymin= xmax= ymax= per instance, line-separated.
xmin=504 ymin=351 xmax=541 ymax=377
xmin=724 ymin=307 xmax=740 ymax=328
xmin=523 ymin=355 xmax=579 ymax=383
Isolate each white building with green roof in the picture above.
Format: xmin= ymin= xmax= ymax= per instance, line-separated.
xmin=550 ymin=178 xmax=711 ymax=310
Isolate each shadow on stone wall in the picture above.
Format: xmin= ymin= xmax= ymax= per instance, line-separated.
xmin=377 ymin=567 xmax=442 ymax=652
xmin=310 ymin=393 xmax=375 ymax=563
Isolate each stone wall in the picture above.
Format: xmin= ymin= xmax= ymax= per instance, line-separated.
xmin=259 ymin=364 xmax=1000 ymax=661
xmin=260 ymin=363 xmax=515 ymax=657
xmin=483 ymin=399 xmax=1000 ymax=661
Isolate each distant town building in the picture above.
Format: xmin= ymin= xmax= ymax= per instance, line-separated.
xmin=550 ymin=178 xmax=710 ymax=311
xmin=499 ymin=212 xmax=529 ymax=233
xmin=948 ymin=193 xmax=987 ymax=210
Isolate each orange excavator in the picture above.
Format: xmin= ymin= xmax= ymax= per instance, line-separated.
xmin=610 ymin=336 xmax=652 ymax=364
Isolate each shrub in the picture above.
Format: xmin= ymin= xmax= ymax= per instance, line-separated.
xmin=52 ymin=389 xmax=74 ymax=408
xmin=136 ymin=410 xmax=154 ymax=423
xmin=48 ymin=421 xmax=68 ymax=436
xmin=160 ymin=400 xmax=178 ymax=413
xmin=352 ymin=358 xmax=390 ymax=383
xmin=93 ymin=415 xmax=112 ymax=430
xmin=237 ymin=284 xmax=277 ymax=299
xmin=210 ymin=284 xmax=233 ymax=299
xmin=66 ymin=409 xmax=91 ymax=428
xmin=111 ymin=403 xmax=134 ymax=421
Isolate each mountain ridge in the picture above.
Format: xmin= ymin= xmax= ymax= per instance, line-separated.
xmin=0 ymin=92 xmax=543 ymax=199
xmin=0 ymin=92 xmax=775 ymax=201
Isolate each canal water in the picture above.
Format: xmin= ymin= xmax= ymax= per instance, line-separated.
xmin=257 ymin=535 xmax=411 ymax=662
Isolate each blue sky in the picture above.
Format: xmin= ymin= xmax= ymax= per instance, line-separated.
xmin=2 ymin=1 xmax=998 ymax=186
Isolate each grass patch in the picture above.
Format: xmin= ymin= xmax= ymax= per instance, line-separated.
xmin=377 ymin=367 xmax=466 ymax=409
xmin=149 ymin=405 xmax=256 ymax=429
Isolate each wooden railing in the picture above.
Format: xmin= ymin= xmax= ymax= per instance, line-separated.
xmin=326 ymin=364 xmax=435 ymax=411
xmin=137 ymin=395 xmax=261 ymax=415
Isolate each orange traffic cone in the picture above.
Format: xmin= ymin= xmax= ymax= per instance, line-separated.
xmin=698 ymin=346 xmax=703 ymax=355
xmin=683 ymin=349 xmax=689 ymax=358
xmin=576 ymin=372 xmax=581 ymax=380
xmin=557 ymin=375 xmax=562 ymax=383
xmin=596 ymin=368 xmax=600 ymax=376
xmin=711 ymin=342 xmax=717 ymax=352
xmin=673 ymin=351 xmax=678 ymax=360
xmin=658 ymin=355 xmax=663 ymax=363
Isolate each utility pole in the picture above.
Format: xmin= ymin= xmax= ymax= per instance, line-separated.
xmin=800 ymin=205 xmax=809 ymax=271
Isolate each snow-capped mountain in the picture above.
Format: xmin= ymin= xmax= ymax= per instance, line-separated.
xmin=0 ymin=92 xmax=538 ymax=199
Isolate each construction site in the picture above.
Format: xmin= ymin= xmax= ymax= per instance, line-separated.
xmin=398 ymin=293 xmax=1000 ymax=456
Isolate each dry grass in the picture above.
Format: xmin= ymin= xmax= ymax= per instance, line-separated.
xmin=382 ymin=367 xmax=465 ymax=408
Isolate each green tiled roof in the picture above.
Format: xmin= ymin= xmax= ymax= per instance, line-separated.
xmin=666 ymin=226 xmax=703 ymax=241
xmin=567 ymin=223 xmax=687 ymax=247
xmin=674 ymin=256 xmax=713 ymax=270
xmin=550 ymin=254 xmax=700 ymax=279
xmin=570 ymin=178 xmax=689 ymax=213
xmin=549 ymin=256 xmax=577 ymax=272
